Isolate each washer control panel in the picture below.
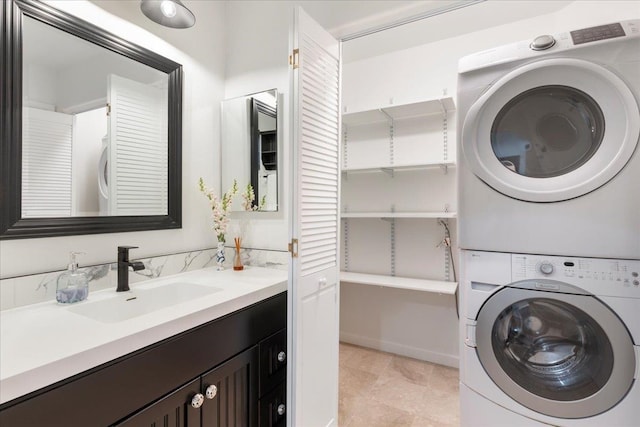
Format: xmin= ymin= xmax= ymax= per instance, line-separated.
xmin=512 ymin=254 xmax=640 ymax=297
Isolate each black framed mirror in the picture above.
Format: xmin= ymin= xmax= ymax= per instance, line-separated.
xmin=1 ymin=0 xmax=182 ymax=239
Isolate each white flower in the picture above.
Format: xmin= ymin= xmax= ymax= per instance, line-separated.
xmin=241 ymin=183 xmax=266 ymax=211
xmin=199 ymin=178 xmax=238 ymax=242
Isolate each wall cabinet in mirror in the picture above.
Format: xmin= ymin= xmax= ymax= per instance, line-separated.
xmin=1 ymin=0 xmax=182 ymax=239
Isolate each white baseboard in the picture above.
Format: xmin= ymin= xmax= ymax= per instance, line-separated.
xmin=340 ymin=331 xmax=460 ymax=368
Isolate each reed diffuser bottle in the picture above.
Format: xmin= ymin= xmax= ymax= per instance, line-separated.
xmin=233 ymin=237 xmax=244 ymax=271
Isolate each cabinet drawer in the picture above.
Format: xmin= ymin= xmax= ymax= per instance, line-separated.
xmin=259 ymin=382 xmax=286 ymax=427
xmin=259 ymin=329 xmax=286 ymax=396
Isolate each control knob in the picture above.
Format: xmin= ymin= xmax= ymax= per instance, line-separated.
xmin=530 ymin=35 xmax=556 ymax=50
xmin=539 ymin=262 xmax=554 ymax=275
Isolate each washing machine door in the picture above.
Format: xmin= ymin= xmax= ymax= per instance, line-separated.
xmin=475 ymin=281 xmax=636 ymax=419
xmin=462 ymin=58 xmax=639 ymax=202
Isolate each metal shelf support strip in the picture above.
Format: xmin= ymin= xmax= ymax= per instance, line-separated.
xmin=343 ymin=217 xmax=349 ymax=272
xmin=391 ymin=218 xmax=396 ymax=277
xmin=438 ymin=218 xmax=452 ymax=282
xmin=342 ymin=125 xmax=348 ymax=171
xmin=438 ymin=98 xmax=449 ymax=164
xmin=390 ymin=204 xmax=396 ymax=277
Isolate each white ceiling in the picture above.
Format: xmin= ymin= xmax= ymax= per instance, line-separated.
xmin=293 ymin=0 xmax=471 ymax=39
xmin=341 ymin=0 xmax=572 ymax=61
xmin=89 ymin=0 xmax=572 ymax=62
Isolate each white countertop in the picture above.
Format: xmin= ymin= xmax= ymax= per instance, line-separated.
xmin=0 ymin=266 xmax=288 ymax=404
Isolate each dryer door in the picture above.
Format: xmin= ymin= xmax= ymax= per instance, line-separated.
xmin=462 ymin=58 xmax=639 ymax=202
xmin=475 ymin=284 xmax=636 ymax=419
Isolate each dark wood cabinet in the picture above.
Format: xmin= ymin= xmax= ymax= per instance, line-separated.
xmin=0 ymin=292 xmax=286 ymax=427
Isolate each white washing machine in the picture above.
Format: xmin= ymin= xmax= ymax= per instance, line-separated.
xmin=457 ymin=20 xmax=640 ymax=259
xmin=459 ymin=249 xmax=640 ymax=426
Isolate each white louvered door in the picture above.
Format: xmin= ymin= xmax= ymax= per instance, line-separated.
xmin=289 ymin=7 xmax=341 ymax=427
xmin=22 ymin=108 xmax=73 ymax=217
xmin=108 ymin=74 xmax=168 ymax=215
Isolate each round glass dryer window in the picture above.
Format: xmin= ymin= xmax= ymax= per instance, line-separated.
xmin=490 ymin=86 xmax=605 ymax=178
xmin=491 ymin=298 xmax=613 ymax=401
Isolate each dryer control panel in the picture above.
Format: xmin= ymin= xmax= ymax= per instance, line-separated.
xmin=570 ymin=22 xmax=626 ymax=45
xmin=512 ymin=254 xmax=640 ymax=298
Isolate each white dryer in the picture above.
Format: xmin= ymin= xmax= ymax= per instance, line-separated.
xmin=459 ymin=250 xmax=640 ymax=426
xmin=457 ymin=20 xmax=640 ymax=259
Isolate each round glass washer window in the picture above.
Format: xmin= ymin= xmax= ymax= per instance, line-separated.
xmin=491 ymin=298 xmax=613 ymax=402
xmin=490 ymin=85 xmax=605 ymax=178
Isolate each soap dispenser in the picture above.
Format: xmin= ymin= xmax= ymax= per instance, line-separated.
xmin=56 ymin=252 xmax=89 ymax=304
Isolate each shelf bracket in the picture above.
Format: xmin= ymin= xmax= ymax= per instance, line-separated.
xmin=380 ymin=205 xmax=395 ymax=222
xmin=380 ymin=167 xmax=394 ymax=177
xmin=439 ymin=163 xmax=449 ymax=175
xmin=437 ymin=99 xmax=448 ymax=116
xmin=379 ymin=108 xmax=393 ymax=123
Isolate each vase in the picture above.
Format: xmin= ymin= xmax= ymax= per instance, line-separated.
xmin=216 ymin=241 xmax=226 ymax=271
xmin=233 ymin=246 xmax=244 ymax=271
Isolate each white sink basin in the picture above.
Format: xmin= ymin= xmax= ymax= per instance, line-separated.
xmin=68 ymin=282 xmax=222 ymax=323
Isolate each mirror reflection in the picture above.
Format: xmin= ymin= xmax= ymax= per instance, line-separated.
xmin=22 ymin=15 xmax=169 ymax=217
xmin=221 ymin=90 xmax=278 ymax=212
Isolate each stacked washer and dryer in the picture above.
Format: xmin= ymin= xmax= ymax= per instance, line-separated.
xmin=457 ymin=20 xmax=640 ymax=426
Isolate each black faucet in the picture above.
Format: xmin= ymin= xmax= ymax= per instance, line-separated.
xmin=117 ymin=246 xmax=146 ymax=292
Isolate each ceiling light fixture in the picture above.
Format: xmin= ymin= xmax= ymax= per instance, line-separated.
xmin=140 ymin=0 xmax=195 ymax=29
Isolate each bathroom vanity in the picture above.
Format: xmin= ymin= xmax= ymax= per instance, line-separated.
xmin=0 ymin=267 xmax=287 ymax=427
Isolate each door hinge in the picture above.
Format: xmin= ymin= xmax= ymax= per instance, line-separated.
xmin=288 ymin=238 xmax=299 ymax=258
xmin=289 ymin=48 xmax=299 ymax=69
xmin=106 ymin=103 xmax=111 ymax=116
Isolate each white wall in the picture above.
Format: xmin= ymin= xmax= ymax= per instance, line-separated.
xmin=339 ymin=0 xmax=640 ymax=365
xmin=342 ymin=1 xmax=640 ymax=110
xmin=23 ymin=63 xmax=56 ymax=109
xmin=223 ymin=1 xmax=295 ymax=251
xmin=0 ymin=0 xmax=227 ymax=278
xmin=72 ymin=107 xmax=106 ymax=216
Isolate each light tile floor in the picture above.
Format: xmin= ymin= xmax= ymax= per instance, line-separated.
xmin=339 ymin=342 xmax=460 ymax=427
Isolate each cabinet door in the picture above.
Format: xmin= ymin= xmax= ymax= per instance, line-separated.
xmin=201 ymin=346 xmax=259 ymax=427
xmin=114 ymin=378 xmax=201 ymax=427
xmin=259 ymin=382 xmax=286 ymax=427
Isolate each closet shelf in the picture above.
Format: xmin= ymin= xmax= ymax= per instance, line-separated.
xmin=342 ymin=161 xmax=455 ymax=174
xmin=341 ymin=212 xmax=456 ymax=219
xmin=342 ymin=96 xmax=455 ymax=126
xmin=340 ymin=271 xmax=458 ymax=295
